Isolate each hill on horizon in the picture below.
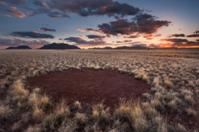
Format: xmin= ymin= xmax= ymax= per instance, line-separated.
xmin=6 ymin=45 xmax=32 ymax=49
xmin=40 ymin=43 xmax=80 ymax=49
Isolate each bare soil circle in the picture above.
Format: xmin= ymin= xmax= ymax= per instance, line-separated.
xmin=27 ymin=68 xmax=150 ymax=107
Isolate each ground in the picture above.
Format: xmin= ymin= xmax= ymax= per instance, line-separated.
xmin=0 ymin=49 xmax=198 ymax=132
xmin=27 ymin=68 xmax=150 ymax=107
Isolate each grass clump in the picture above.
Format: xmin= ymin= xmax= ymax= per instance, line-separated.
xmin=114 ymin=100 xmax=148 ymax=132
xmin=10 ymin=79 xmax=29 ymax=100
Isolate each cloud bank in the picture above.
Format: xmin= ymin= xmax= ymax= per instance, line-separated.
xmin=10 ymin=31 xmax=54 ymax=39
xmin=97 ymin=14 xmax=170 ymax=35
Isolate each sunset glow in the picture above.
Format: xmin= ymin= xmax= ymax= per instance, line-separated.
xmin=0 ymin=0 xmax=198 ymax=49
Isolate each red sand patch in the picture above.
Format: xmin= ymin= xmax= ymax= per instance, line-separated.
xmin=27 ymin=68 xmax=150 ymax=107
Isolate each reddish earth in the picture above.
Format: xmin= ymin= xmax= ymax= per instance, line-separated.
xmin=27 ymin=68 xmax=150 ymax=107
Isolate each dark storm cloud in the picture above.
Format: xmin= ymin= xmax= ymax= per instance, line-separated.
xmin=40 ymin=27 xmax=56 ymax=32
xmin=34 ymin=0 xmax=141 ymax=17
xmin=65 ymin=36 xmax=105 ymax=45
xmin=87 ymin=35 xmax=105 ymax=39
xmin=97 ymin=14 xmax=170 ymax=35
xmin=11 ymin=31 xmax=54 ymax=39
xmin=171 ymin=33 xmax=185 ymax=37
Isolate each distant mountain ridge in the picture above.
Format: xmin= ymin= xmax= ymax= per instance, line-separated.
xmin=40 ymin=43 xmax=80 ymax=49
xmin=6 ymin=45 xmax=32 ymax=49
xmin=91 ymin=45 xmax=148 ymax=50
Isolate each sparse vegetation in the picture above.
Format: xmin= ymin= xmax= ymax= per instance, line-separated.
xmin=0 ymin=49 xmax=198 ymax=131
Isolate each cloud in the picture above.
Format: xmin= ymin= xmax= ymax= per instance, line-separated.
xmin=40 ymin=27 xmax=56 ymax=32
xmin=97 ymin=14 xmax=170 ymax=35
xmin=126 ymin=35 xmax=139 ymax=38
xmin=65 ymin=37 xmax=89 ymax=44
xmin=65 ymin=36 xmax=105 ymax=45
xmin=7 ymin=6 xmax=27 ymax=18
xmin=132 ymin=43 xmax=147 ymax=48
xmin=78 ymin=28 xmax=103 ymax=35
xmin=187 ymin=30 xmax=199 ymax=37
xmin=34 ymin=0 xmax=141 ymax=17
xmin=163 ymin=38 xmax=189 ymax=43
xmin=187 ymin=34 xmax=199 ymax=37
xmin=98 ymin=19 xmax=134 ymax=35
xmin=87 ymin=35 xmax=105 ymax=39
xmin=171 ymin=33 xmax=185 ymax=37
xmin=135 ymin=14 xmax=170 ymax=34
xmin=194 ymin=30 xmax=199 ymax=34
xmin=84 ymin=28 xmax=100 ymax=32
xmin=1 ymin=0 xmax=26 ymax=5
xmin=162 ymin=38 xmax=199 ymax=47
xmin=173 ymin=41 xmax=199 ymax=48
xmin=47 ymin=11 xmax=69 ymax=18
xmin=10 ymin=31 xmax=54 ymax=39
xmin=1 ymin=0 xmax=35 ymax=18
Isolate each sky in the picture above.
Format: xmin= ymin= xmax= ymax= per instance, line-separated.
xmin=0 ymin=0 xmax=199 ymax=49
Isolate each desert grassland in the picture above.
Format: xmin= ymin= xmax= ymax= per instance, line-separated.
xmin=0 ymin=49 xmax=198 ymax=132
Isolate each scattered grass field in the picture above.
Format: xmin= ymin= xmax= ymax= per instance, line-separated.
xmin=0 ymin=49 xmax=198 ymax=132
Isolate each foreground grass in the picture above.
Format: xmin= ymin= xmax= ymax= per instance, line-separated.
xmin=0 ymin=50 xmax=198 ymax=131
xmin=0 ymin=79 xmax=188 ymax=132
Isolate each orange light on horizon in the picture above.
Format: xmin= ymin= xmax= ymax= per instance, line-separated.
xmin=175 ymin=45 xmax=199 ymax=48
xmin=159 ymin=43 xmax=173 ymax=48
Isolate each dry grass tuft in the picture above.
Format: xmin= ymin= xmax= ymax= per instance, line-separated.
xmin=10 ymin=79 xmax=29 ymax=99
xmin=32 ymin=105 xmax=45 ymax=120
xmin=54 ymin=101 xmax=69 ymax=115
xmin=185 ymin=108 xmax=197 ymax=116
xmin=115 ymin=101 xmax=148 ymax=131
xmin=26 ymin=125 xmax=41 ymax=132
xmin=29 ymin=91 xmax=50 ymax=107
xmin=0 ymin=104 xmax=12 ymax=118
xmin=92 ymin=103 xmax=110 ymax=119
xmin=134 ymin=68 xmax=149 ymax=82
xmin=74 ymin=112 xmax=87 ymax=123
xmin=163 ymin=77 xmax=173 ymax=88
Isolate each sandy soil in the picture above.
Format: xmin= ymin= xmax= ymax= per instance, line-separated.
xmin=27 ymin=68 xmax=150 ymax=107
